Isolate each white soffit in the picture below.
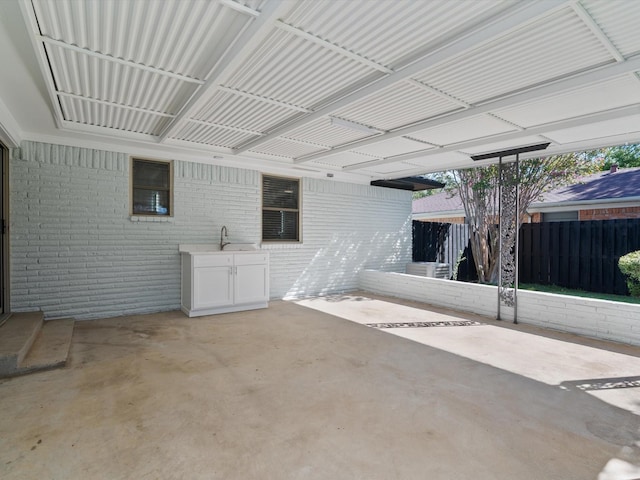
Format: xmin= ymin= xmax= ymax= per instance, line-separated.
xmin=544 ymin=114 xmax=640 ymax=145
xmin=494 ymin=76 xmax=640 ymax=128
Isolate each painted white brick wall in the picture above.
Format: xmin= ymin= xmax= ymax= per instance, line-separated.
xmin=359 ymin=270 xmax=500 ymax=318
xmin=359 ymin=270 xmax=640 ymax=346
xmin=11 ymin=141 xmax=411 ymax=320
xmin=269 ymin=178 xmax=412 ymax=299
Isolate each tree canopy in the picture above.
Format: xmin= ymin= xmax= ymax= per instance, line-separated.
xmin=601 ymin=144 xmax=640 ymax=170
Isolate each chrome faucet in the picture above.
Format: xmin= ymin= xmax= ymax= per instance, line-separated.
xmin=220 ymin=225 xmax=230 ymax=250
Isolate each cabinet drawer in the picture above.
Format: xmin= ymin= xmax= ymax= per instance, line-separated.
xmin=234 ymin=253 xmax=269 ymax=266
xmin=193 ymin=254 xmax=233 ymax=268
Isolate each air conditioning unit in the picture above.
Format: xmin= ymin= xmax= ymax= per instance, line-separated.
xmin=406 ymin=262 xmax=450 ymax=279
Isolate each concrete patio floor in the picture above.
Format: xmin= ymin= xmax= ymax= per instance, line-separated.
xmin=1 ymin=294 xmax=639 ymax=479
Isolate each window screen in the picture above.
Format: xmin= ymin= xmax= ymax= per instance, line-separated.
xmin=262 ymin=175 xmax=300 ymax=241
xmin=131 ymin=159 xmax=171 ymax=215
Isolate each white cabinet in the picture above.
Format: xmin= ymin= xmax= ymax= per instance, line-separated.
xmin=181 ymin=251 xmax=269 ymax=317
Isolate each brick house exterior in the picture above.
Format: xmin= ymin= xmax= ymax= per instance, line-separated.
xmin=413 ymin=167 xmax=640 ymax=224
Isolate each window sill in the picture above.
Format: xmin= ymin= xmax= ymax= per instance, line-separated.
xmin=260 ymin=242 xmax=304 ymax=250
xmin=130 ymin=215 xmax=174 ymax=223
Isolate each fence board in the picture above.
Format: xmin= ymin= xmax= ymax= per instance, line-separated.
xmin=521 ymin=224 xmax=532 ymax=281
xmin=603 ymin=222 xmax=615 ymax=293
xmin=559 ymin=222 xmax=570 ymax=286
xmin=542 ymin=222 xmax=551 ymax=285
xmin=549 ymin=222 xmax=560 ymax=285
xmin=592 ymin=222 xmax=603 ymax=292
xmin=579 ymin=222 xmax=591 ymax=291
xmin=569 ymin=221 xmax=581 ymax=288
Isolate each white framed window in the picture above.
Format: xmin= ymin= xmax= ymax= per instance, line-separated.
xmin=262 ymin=175 xmax=300 ymax=242
xmin=131 ymin=158 xmax=173 ymax=216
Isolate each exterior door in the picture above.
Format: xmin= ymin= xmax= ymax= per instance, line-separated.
xmin=0 ymin=142 xmax=7 ymax=316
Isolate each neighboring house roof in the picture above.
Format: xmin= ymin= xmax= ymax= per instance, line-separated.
xmin=412 ymin=191 xmax=462 ymax=215
xmin=412 ymin=167 xmax=640 ymax=218
xmin=539 ymin=167 xmax=640 ymax=203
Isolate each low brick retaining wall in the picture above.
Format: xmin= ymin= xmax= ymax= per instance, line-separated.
xmin=359 ymin=269 xmax=640 ymax=346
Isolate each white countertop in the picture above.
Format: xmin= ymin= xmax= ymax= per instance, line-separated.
xmin=179 ymin=244 xmax=262 ymax=254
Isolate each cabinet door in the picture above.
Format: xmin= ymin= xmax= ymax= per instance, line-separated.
xmin=234 ymin=263 xmax=268 ymax=305
xmin=193 ymin=266 xmax=233 ymax=309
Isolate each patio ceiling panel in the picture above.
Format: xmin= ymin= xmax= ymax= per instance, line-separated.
xmin=332 ymin=82 xmax=461 ymax=132
xmin=32 ymin=0 xmax=248 ymax=80
xmin=223 ymin=28 xmax=382 ymax=110
xmin=58 ymin=95 xmax=170 ymax=136
xmin=494 ymin=76 xmax=640 ymax=128
xmin=413 ymin=6 xmax=613 ymax=106
xmin=189 ymin=90 xmax=298 ymax=143
xmin=44 ymin=43 xmax=195 ymax=118
xmin=282 ymin=0 xmax=515 ymax=70
xmin=248 ymin=138 xmax=328 ymax=160
xmin=170 ymin=123 xmax=255 ymax=149
xmin=284 ymin=118 xmax=373 ymax=149
xmin=582 ymin=0 xmax=640 ymax=57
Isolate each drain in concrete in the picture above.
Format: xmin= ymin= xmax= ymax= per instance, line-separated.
xmin=366 ymin=320 xmax=483 ymax=328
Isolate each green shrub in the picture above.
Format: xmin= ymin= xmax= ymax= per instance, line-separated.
xmin=619 ymin=250 xmax=640 ymax=297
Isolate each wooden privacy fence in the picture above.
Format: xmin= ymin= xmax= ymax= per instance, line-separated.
xmin=519 ymin=219 xmax=640 ymax=295
xmin=413 ymin=219 xmax=640 ymax=294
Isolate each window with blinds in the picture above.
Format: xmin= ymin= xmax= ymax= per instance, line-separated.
xmin=262 ymin=175 xmax=300 ymax=242
xmin=131 ymin=159 xmax=172 ymax=216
